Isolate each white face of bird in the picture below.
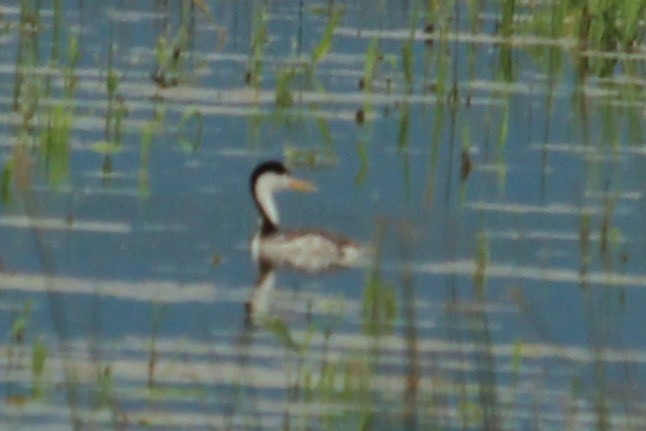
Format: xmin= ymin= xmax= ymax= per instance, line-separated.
xmin=255 ymin=171 xmax=316 ymax=225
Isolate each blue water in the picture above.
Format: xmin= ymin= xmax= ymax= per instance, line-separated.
xmin=0 ymin=1 xmax=645 ymax=429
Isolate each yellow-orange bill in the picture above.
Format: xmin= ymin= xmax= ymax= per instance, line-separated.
xmin=289 ymin=178 xmax=317 ymax=192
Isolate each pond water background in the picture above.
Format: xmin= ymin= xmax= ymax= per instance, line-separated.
xmin=0 ymin=1 xmax=645 ymax=430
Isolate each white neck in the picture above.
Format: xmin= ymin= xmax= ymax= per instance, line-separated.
xmin=255 ymin=173 xmax=287 ymax=226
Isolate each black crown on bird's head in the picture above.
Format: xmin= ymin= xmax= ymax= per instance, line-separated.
xmin=250 ymin=160 xmax=290 ymax=194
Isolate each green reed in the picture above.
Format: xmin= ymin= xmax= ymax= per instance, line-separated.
xmin=283 ymin=144 xmax=337 ymax=169
xmin=500 ymin=0 xmax=515 ymax=38
xmin=311 ymin=7 xmax=344 ymax=67
xmin=247 ymin=5 xmax=268 ymax=89
xmin=0 ymin=163 xmax=11 ymax=204
xmin=474 ymin=231 xmax=489 ymax=293
xmin=4 ymin=0 xmax=40 ymax=202
xmin=178 ymin=108 xmax=204 ymax=151
xmin=299 ymin=346 xmax=375 ymax=430
xmin=356 ymin=37 xmax=398 ymax=183
xmin=424 ymin=0 xmax=453 ymax=204
xmin=355 ymin=36 xmax=379 ymax=142
xmin=362 ymin=38 xmax=379 ymax=93
xmin=5 ymin=0 xmax=80 ymax=189
xmin=362 ymin=274 xmax=397 ymax=337
xmin=495 ymin=103 xmax=510 ymax=189
xmin=362 ymin=223 xmax=397 ymax=337
xmin=579 ymin=211 xmax=593 ymax=275
xmin=288 ymin=223 xmax=417 ymax=430
xmin=147 ymin=303 xmax=170 ymax=389
xmin=10 ymin=301 xmax=32 ymax=343
xmin=524 ymin=0 xmax=645 ymax=77
xmin=4 ymin=301 xmax=33 ymax=404
xmin=152 ymin=0 xmax=197 ymax=88
xmin=94 ymin=365 xmax=114 ymax=410
xmin=31 ymin=338 xmax=48 ymax=399
xmin=139 ymin=105 xmax=167 ymax=194
xmin=268 ymin=7 xmax=346 ymax=157
xmin=42 ymin=7 xmax=78 ymax=186
xmin=265 ymin=318 xmax=309 ymax=353
xmin=41 ymin=105 xmax=73 ymax=185
xmin=105 ymin=43 xmax=122 ymax=139
xmin=401 ymin=42 xmax=414 ymax=94
xmin=275 ymin=68 xmax=295 ymax=109
xmin=508 ymin=339 xmax=524 ymax=408
xmin=257 ymin=293 xmax=387 ymax=430
xmin=153 ymin=32 xmax=186 ymax=88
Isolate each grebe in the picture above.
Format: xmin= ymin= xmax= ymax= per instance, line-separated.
xmin=250 ymin=160 xmax=366 ymax=272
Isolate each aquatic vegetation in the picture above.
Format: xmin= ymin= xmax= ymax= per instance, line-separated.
xmin=311 ymin=7 xmax=344 ymax=66
xmin=147 ymin=304 xmax=170 ymax=389
xmin=283 ymin=145 xmax=337 ymax=168
xmin=178 ymin=107 xmax=203 ymax=151
xmin=362 ymin=264 xmax=397 ymax=337
xmin=139 ymin=104 xmax=167 ymax=193
xmin=41 ymin=104 xmax=73 ymax=185
xmin=0 ymin=1 xmax=644 ymax=429
xmin=265 ymin=317 xmax=310 ymax=353
xmin=94 ymin=365 xmax=114 ymax=410
xmin=520 ymin=0 xmax=646 ymax=77
xmin=43 ymin=14 xmax=78 ymax=185
xmin=579 ymin=211 xmax=593 ymax=273
xmin=361 ymin=222 xmax=398 ymax=337
xmin=246 ymin=5 xmax=268 ymax=89
xmin=31 ymin=338 xmax=48 ymax=399
xmin=274 ymin=68 xmax=295 ymax=109
xmin=2 ymin=0 xmax=81 ymax=192
xmin=10 ymin=301 xmax=32 ymax=343
xmin=361 ymin=37 xmax=380 ymax=93
xmin=152 ymin=34 xmax=185 ymax=88
xmin=474 ymin=232 xmax=489 ymax=292
xmin=105 ymin=45 xmax=125 ymax=138
xmin=0 ymin=163 xmax=11 ymax=204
